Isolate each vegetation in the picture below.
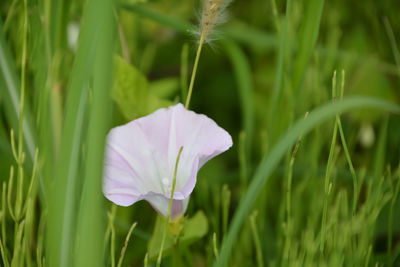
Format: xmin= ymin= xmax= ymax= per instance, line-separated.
xmin=0 ymin=0 xmax=399 ymax=266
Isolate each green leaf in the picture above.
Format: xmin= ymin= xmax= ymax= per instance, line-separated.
xmin=148 ymin=211 xmax=208 ymax=260
xmin=149 ymin=77 xmax=179 ymax=99
xmin=180 ymin=210 xmax=208 ymax=242
xmin=112 ymin=56 xmax=172 ymax=120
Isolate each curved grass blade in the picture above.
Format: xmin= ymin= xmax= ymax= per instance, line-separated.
xmin=214 ymin=97 xmax=400 ymax=267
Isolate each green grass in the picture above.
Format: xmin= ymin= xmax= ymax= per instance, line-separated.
xmin=1 ymin=0 xmax=400 ymax=266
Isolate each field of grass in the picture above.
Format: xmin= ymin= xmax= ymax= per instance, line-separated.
xmin=1 ymin=0 xmax=400 ymax=266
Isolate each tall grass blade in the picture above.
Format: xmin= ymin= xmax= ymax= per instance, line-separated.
xmin=74 ymin=0 xmax=115 ymax=266
xmin=293 ymin=0 xmax=325 ymax=91
xmin=214 ymin=97 xmax=400 ymax=267
xmin=223 ymin=40 xmax=254 ymax=164
xmin=47 ymin=0 xmax=114 ymax=265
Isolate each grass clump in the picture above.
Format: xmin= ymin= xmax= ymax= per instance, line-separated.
xmin=1 ymin=0 xmax=400 ymax=266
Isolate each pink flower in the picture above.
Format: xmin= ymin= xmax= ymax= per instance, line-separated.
xmin=103 ymin=104 xmax=232 ymax=217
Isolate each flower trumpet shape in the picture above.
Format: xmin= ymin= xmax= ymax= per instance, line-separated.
xmin=103 ymin=104 xmax=232 ymax=217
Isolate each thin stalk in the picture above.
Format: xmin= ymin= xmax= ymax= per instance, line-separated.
xmin=109 ymin=206 xmax=117 ymax=267
xmin=185 ymin=35 xmax=205 ymax=109
xmin=116 ymin=222 xmax=137 ymax=267
xmin=14 ymin=0 xmax=28 ymax=222
xmin=388 ymin=169 xmax=400 ymax=266
xmin=320 ymin=72 xmax=339 ymax=252
xmin=144 ymin=253 xmax=149 ymax=267
xmin=157 ymin=147 xmax=184 ymax=266
xmin=221 ymin=185 xmax=231 ymax=236
xmin=250 ymin=211 xmax=264 ymax=267
xmin=0 ymin=237 xmax=9 ymax=267
xmin=335 ymin=71 xmax=357 ymax=212
xmin=1 ymin=183 xmax=7 ymax=252
xmin=283 ymin=119 xmax=304 ymax=264
xmin=213 ymin=232 xmax=219 ymax=259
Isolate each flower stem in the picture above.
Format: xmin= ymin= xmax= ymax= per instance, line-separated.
xmin=156 ymin=147 xmax=184 ymax=266
xmin=185 ymin=35 xmax=205 ymax=109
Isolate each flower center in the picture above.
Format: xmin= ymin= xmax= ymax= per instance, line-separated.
xmin=162 ymin=177 xmax=172 ymax=194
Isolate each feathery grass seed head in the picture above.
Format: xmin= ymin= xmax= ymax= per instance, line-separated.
xmin=198 ymin=0 xmax=232 ymax=43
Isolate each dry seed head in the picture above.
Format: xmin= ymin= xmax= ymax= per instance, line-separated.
xmin=199 ymin=0 xmax=232 ymax=42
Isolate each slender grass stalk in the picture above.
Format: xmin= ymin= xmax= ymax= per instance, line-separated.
xmin=2 ymin=0 xmax=18 ymax=32
xmin=283 ymin=113 xmax=305 ymax=264
xmin=249 ymin=211 xmax=264 ymax=267
xmin=22 ymin=149 xmax=39 ymax=267
xmin=7 ymin=166 xmax=16 ymax=221
xmin=388 ymin=169 xmax=400 ymax=265
xmin=144 ymin=253 xmax=149 ymax=267
xmin=270 ymin=0 xmax=280 ymax=32
xmin=103 ymin=205 xmax=116 ymax=262
xmin=213 ymin=232 xmax=219 ymax=259
xmin=383 ymin=18 xmax=400 ymax=70
xmin=373 ymin=117 xmax=389 ymax=179
xmin=36 ymin=212 xmax=46 ymax=267
xmin=0 ymin=17 xmax=36 ymax=170
xmin=221 ymin=185 xmax=231 ymax=236
xmin=1 ymin=183 xmax=7 ymax=254
xmin=0 ymin=181 xmax=9 ymax=266
xmin=11 ymin=220 xmax=25 ymax=266
xmin=185 ymin=35 xmax=204 ymax=109
xmin=157 ymin=146 xmax=184 ymax=266
xmin=109 ymin=206 xmax=117 ymax=267
xmin=185 ymin=0 xmax=232 ymax=108
xmin=117 ymin=222 xmax=137 ymax=267
xmin=320 ymin=71 xmax=339 ymax=252
xmin=334 ymin=71 xmax=358 ymax=212
xmin=0 ymin=237 xmax=9 ymax=267
xmin=238 ymin=132 xmax=248 ymax=191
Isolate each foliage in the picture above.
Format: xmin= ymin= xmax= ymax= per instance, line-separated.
xmin=0 ymin=0 xmax=400 ymax=266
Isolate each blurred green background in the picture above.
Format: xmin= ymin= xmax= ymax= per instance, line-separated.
xmin=1 ymin=0 xmax=400 ymax=266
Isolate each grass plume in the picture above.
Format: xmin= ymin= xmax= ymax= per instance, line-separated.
xmin=198 ymin=0 xmax=232 ymax=43
xmin=185 ymin=0 xmax=232 ymax=109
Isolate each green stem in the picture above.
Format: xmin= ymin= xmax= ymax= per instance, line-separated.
xmin=250 ymin=212 xmax=264 ymax=267
xmin=157 ymin=147 xmax=184 ymax=266
xmin=185 ymin=35 xmax=205 ymax=109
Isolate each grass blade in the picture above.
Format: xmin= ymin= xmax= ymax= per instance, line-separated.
xmin=74 ymin=0 xmax=115 ymax=265
xmin=222 ymin=40 xmax=254 ymax=167
xmin=214 ymin=97 xmax=400 ymax=267
xmin=47 ymin=0 xmax=114 ymax=265
xmin=293 ymin=0 xmax=325 ymax=91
